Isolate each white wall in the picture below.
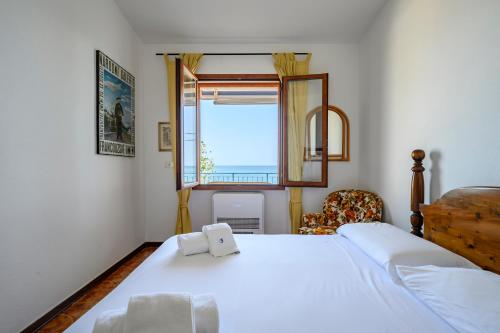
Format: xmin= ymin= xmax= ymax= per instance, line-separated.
xmin=141 ymin=43 xmax=361 ymax=240
xmin=359 ymin=0 xmax=500 ymax=230
xmin=0 ymin=1 xmax=144 ymax=331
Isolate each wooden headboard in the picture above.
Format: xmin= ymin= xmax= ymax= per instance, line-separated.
xmin=410 ymin=150 xmax=500 ymax=274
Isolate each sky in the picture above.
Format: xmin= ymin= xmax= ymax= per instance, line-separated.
xmin=200 ymin=100 xmax=278 ymax=166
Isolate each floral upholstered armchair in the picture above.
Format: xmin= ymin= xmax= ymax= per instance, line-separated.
xmin=299 ymin=190 xmax=383 ymax=235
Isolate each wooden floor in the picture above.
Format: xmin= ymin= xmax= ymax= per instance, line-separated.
xmin=37 ymin=246 xmax=158 ymax=332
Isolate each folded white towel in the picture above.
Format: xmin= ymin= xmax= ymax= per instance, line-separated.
xmin=92 ymin=293 xmax=219 ymax=333
xmin=123 ymin=293 xmax=195 ymax=333
xmin=193 ymin=294 xmax=219 ymax=333
xmin=178 ymin=232 xmax=210 ymax=255
xmin=92 ymin=308 xmax=125 ymax=333
xmin=202 ymin=223 xmax=239 ymax=257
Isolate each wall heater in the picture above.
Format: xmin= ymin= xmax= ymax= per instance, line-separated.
xmin=212 ymin=192 xmax=264 ymax=234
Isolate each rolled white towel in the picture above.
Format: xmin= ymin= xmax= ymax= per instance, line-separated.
xmin=177 ymin=232 xmax=210 ymax=256
xmin=202 ymin=223 xmax=239 ymax=257
xmin=193 ymin=294 xmax=219 ymax=333
xmin=123 ymin=293 xmax=195 ymax=333
xmin=92 ymin=293 xmax=219 ymax=333
xmin=92 ymin=308 xmax=126 ymax=333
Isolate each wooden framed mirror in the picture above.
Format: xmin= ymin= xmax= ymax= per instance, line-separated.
xmin=305 ymin=105 xmax=350 ymax=162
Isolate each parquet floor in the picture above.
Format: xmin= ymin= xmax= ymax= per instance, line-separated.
xmin=36 ymin=245 xmax=158 ymax=332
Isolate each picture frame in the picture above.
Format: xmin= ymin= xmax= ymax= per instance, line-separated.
xmin=158 ymin=122 xmax=172 ymax=151
xmin=96 ymin=50 xmax=135 ymax=157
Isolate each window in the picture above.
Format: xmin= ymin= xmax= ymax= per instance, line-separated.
xmin=175 ymin=60 xmax=199 ymax=190
xmin=176 ymin=66 xmax=329 ymax=190
xmin=198 ymin=82 xmax=280 ymax=188
xmin=282 ymin=74 xmax=329 ymax=187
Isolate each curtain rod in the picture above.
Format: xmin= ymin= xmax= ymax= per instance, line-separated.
xmin=155 ymin=52 xmax=309 ymax=56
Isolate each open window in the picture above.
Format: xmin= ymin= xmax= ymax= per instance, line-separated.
xmin=282 ymin=74 xmax=328 ymax=187
xmin=197 ymin=81 xmax=281 ymax=189
xmin=176 ymin=59 xmax=200 ymax=190
xmin=175 ymin=67 xmax=329 ymax=190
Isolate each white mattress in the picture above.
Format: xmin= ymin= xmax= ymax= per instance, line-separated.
xmin=66 ymin=235 xmax=455 ymax=333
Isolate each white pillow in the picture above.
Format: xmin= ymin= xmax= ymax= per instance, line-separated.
xmin=337 ymin=222 xmax=479 ymax=283
xmin=396 ymin=265 xmax=500 ymax=333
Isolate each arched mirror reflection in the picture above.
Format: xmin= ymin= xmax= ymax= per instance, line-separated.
xmin=305 ymin=105 xmax=350 ymax=161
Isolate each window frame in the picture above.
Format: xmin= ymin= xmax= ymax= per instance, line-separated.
xmin=282 ymin=73 xmax=329 ymax=188
xmin=193 ymin=74 xmax=284 ymax=190
xmin=175 ymin=59 xmax=200 ymax=191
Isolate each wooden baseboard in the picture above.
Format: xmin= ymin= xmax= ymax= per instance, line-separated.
xmin=143 ymin=241 xmax=163 ymax=247
xmin=21 ymin=241 xmax=163 ymax=333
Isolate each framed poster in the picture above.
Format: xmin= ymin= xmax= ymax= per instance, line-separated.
xmin=158 ymin=122 xmax=172 ymax=151
xmin=96 ymin=50 xmax=135 ymax=157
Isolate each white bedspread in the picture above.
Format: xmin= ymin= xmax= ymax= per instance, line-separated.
xmin=66 ymin=235 xmax=455 ymax=333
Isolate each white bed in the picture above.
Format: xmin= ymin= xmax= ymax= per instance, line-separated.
xmin=66 ymin=234 xmax=455 ymax=333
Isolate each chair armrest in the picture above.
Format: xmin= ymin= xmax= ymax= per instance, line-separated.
xmin=312 ymin=226 xmax=337 ymax=235
xmin=302 ymin=212 xmax=326 ymax=228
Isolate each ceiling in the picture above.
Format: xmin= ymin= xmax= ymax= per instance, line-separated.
xmin=114 ymin=0 xmax=387 ymax=44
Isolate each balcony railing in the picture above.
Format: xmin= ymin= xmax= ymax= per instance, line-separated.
xmin=185 ymin=172 xmax=279 ymax=184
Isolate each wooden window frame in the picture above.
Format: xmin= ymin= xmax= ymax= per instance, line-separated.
xmin=176 ymin=59 xmax=200 ymax=190
xmin=282 ymin=73 xmax=329 ymax=187
xmin=194 ymin=74 xmax=284 ymax=191
xmin=196 ymin=73 xmax=279 ymax=81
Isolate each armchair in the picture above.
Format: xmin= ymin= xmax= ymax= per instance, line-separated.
xmin=299 ymin=190 xmax=383 ymax=235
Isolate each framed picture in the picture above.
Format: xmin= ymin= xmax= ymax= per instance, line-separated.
xmin=158 ymin=122 xmax=172 ymax=151
xmin=96 ymin=50 xmax=135 ymax=157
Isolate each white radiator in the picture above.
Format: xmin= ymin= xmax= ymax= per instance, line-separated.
xmin=212 ymin=192 xmax=264 ymax=234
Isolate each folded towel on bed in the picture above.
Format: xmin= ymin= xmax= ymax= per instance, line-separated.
xmin=202 ymin=223 xmax=240 ymax=257
xmin=92 ymin=293 xmax=219 ymax=333
xmin=193 ymin=294 xmax=219 ymax=333
xmin=178 ymin=232 xmax=210 ymax=256
xmin=123 ymin=293 xmax=195 ymax=333
xmin=93 ymin=308 xmax=126 ymax=333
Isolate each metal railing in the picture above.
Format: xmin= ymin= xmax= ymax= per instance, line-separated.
xmin=185 ymin=172 xmax=278 ymax=184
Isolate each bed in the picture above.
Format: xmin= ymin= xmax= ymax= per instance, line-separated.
xmin=66 ymin=150 xmax=500 ymax=332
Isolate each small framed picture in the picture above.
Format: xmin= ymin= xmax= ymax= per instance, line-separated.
xmin=158 ymin=122 xmax=172 ymax=151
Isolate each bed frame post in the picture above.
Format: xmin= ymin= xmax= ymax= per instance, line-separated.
xmin=410 ymin=149 xmax=425 ymax=237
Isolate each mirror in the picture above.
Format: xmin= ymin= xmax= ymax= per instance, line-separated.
xmin=305 ymin=105 xmax=350 ymax=161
